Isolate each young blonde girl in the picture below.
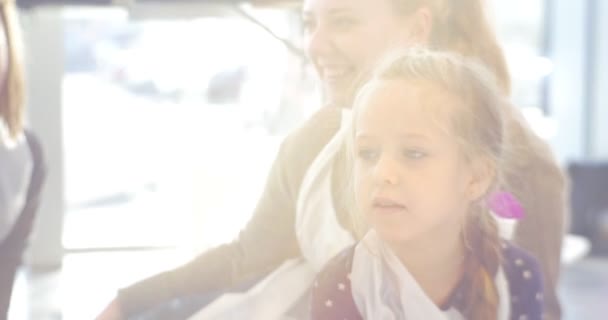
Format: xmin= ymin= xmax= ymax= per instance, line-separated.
xmin=312 ymin=48 xmax=544 ymax=320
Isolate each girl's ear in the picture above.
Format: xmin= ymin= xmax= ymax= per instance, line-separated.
xmin=405 ymin=6 xmax=434 ymax=45
xmin=467 ymin=156 xmax=496 ymax=202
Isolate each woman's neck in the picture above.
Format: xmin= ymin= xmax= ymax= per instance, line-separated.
xmin=389 ymin=229 xmax=466 ymax=306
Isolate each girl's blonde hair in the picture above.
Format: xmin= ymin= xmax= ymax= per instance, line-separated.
xmin=348 ymin=48 xmax=511 ymax=320
xmin=0 ymin=0 xmax=26 ymax=139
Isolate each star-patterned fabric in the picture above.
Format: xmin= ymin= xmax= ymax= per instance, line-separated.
xmin=311 ymin=242 xmax=544 ymax=320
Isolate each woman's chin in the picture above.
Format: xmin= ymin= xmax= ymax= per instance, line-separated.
xmin=323 ymin=86 xmax=354 ymax=108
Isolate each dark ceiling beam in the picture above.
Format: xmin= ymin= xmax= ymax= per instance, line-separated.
xmin=16 ymin=0 xmax=299 ymax=9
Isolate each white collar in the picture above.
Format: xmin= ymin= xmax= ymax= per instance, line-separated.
xmin=350 ymin=230 xmax=511 ymax=320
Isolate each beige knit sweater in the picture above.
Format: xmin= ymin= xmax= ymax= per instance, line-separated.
xmin=118 ymin=105 xmax=567 ymax=320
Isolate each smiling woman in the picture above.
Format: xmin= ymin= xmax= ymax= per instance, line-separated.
xmin=301 ymin=0 xmax=415 ymax=107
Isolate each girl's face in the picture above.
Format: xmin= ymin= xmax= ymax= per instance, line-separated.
xmin=353 ymin=79 xmax=488 ymax=247
xmin=302 ymin=0 xmax=420 ymax=107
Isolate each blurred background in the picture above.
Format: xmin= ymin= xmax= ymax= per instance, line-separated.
xmin=6 ymin=0 xmax=608 ymax=319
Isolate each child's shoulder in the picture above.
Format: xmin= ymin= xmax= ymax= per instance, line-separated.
xmin=500 ymin=241 xmax=545 ymax=319
xmin=312 ymin=245 xmax=362 ymax=320
xmin=316 ymin=245 xmax=356 ymax=283
xmin=500 ymin=241 xmax=543 ymax=278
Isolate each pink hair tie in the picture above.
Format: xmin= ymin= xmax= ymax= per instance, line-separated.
xmin=487 ymin=191 xmax=524 ymax=220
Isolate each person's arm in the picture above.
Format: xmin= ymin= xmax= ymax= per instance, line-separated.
xmin=102 ymin=107 xmax=343 ymax=319
xmin=311 ymin=247 xmax=361 ymax=320
xmin=0 ymin=131 xmax=47 ymax=260
xmin=0 ymin=131 xmax=46 ymax=317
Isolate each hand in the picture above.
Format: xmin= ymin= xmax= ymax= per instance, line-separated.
xmin=95 ymin=298 xmax=125 ymax=320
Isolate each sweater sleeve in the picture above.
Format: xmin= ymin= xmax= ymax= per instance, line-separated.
xmin=117 ymin=107 xmax=343 ymax=317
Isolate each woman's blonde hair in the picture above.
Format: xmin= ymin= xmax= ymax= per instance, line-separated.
xmin=348 ymin=48 xmax=511 ymax=320
xmin=391 ymin=0 xmax=511 ymax=94
xmin=0 ymin=0 xmax=26 ymax=139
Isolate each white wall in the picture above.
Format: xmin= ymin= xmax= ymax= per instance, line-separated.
xmin=592 ymin=0 xmax=608 ymax=158
xmin=22 ymin=8 xmax=66 ymax=269
xmin=547 ymin=0 xmax=608 ymax=162
xmin=546 ymin=0 xmax=589 ymax=164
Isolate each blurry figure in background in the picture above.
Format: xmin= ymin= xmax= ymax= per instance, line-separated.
xmin=206 ymin=66 xmax=247 ymax=105
xmin=312 ymin=48 xmax=543 ymax=320
xmin=0 ymin=0 xmax=47 ymax=318
xmin=97 ymin=0 xmax=567 ymax=319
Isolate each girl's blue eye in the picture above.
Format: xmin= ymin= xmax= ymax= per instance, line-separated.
xmin=330 ymin=16 xmax=357 ymax=30
xmin=302 ymin=19 xmax=315 ymax=34
xmin=403 ymin=149 xmax=427 ymax=160
xmin=357 ymin=149 xmax=378 ymax=161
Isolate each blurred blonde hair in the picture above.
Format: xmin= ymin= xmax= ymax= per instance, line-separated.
xmin=390 ymin=0 xmax=511 ymax=94
xmin=0 ymin=0 xmax=26 ymax=139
